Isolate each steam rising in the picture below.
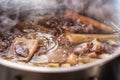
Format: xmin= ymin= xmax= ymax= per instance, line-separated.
xmin=0 ymin=0 xmax=59 ymax=31
xmin=0 ymin=0 xmax=120 ymax=32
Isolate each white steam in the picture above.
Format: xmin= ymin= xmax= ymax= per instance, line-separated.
xmin=0 ymin=0 xmax=59 ymax=31
xmin=0 ymin=0 xmax=120 ymax=31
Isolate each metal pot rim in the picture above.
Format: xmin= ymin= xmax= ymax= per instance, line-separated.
xmin=0 ymin=50 xmax=119 ymax=73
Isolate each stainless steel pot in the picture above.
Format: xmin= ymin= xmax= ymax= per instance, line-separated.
xmin=0 ymin=0 xmax=120 ymax=80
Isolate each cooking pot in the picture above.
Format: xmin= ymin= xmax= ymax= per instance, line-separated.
xmin=0 ymin=0 xmax=120 ymax=80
